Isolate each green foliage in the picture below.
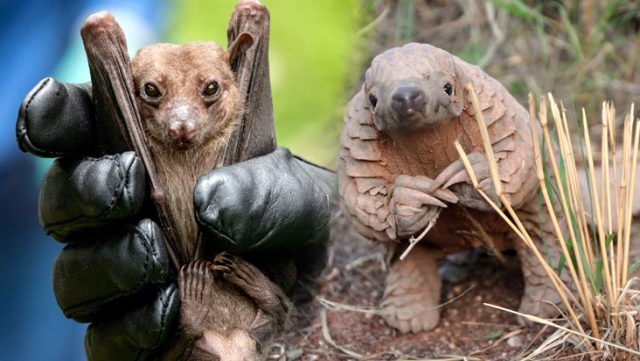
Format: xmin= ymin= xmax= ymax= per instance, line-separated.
xmin=593 ymin=234 xmax=615 ymax=293
xmin=556 ymin=4 xmax=583 ymax=61
xmin=166 ymin=0 xmax=359 ymax=166
xmin=481 ymin=328 xmax=504 ymax=341
xmin=393 ymin=0 xmax=415 ymax=43
xmin=456 ymin=42 xmax=487 ymax=66
xmin=489 ymin=0 xmax=541 ymax=23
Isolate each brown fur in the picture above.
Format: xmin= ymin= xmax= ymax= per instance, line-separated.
xmin=163 ymin=256 xmax=291 ymax=361
xmin=131 ymin=42 xmax=241 ymax=260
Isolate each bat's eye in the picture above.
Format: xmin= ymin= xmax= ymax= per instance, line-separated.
xmin=443 ymin=83 xmax=453 ymax=96
xmin=368 ymin=94 xmax=378 ymax=109
xmin=203 ymin=81 xmax=220 ymax=97
xmin=143 ymin=83 xmax=161 ymax=98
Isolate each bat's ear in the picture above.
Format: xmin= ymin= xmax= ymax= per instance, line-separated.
xmin=227 ymin=32 xmax=254 ymax=65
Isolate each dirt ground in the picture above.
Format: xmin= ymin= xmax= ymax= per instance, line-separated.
xmin=268 ymin=222 xmax=590 ymax=361
xmin=257 ymin=2 xmax=640 ymax=359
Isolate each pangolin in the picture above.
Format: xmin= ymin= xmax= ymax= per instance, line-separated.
xmin=338 ymin=43 xmax=565 ymax=333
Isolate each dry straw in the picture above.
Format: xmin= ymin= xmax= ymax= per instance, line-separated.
xmin=456 ymin=84 xmax=639 ymax=359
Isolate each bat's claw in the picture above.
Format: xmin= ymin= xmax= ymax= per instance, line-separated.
xmin=212 ymin=252 xmax=237 ymax=274
xmin=178 ymin=260 xmax=215 ymax=336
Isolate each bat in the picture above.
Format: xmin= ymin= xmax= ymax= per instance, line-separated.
xmin=80 ymin=1 xmax=276 ymax=269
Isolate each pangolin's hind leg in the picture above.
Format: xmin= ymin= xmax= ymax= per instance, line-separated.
xmin=513 ymin=204 xmax=567 ymax=320
xmin=381 ymin=244 xmax=442 ymax=333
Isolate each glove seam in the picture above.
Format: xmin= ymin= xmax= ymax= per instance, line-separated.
xmin=18 ymin=78 xmax=65 ymax=157
xmin=152 ymin=285 xmax=178 ymax=349
xmin=196 ymin=217 xmax=238 ymax=249
xmin=46 ymin=155 xmax=131 ymax=238
xmin=122 ymin=155 xmax=138 ymax=213
xmin=63 ymin=226 xmax=157 ymax=319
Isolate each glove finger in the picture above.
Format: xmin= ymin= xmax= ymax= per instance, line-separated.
xmin=85 ymin=284 xmax=180 ymax=361
xmin=17 ymin=78 xmax=98 ymax=157
xmin=54 ymin=219 xmax=169 ymax=322
xmin=40 ymin=151 xmax=146 ymax=241
xmin=194 ymin=148 xmax=333 ymax=253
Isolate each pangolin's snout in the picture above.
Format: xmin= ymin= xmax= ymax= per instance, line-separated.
xmin=390 ymin=86 xmax=426 ymax=119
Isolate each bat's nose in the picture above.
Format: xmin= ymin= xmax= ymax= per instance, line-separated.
xmin=391 ymin=86 xmax=426 ymax=117
xmin=169 ymin=121 xmax=196 ymax=143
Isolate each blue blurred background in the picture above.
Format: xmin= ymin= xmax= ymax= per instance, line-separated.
xmin=0 ymin=0 xmax=357 ymax=359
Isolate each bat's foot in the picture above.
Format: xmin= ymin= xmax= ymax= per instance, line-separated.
xmin=212 ymin=252 xmax=290 ymax=317
xmin=381 ymin=245 xmax=442 ymax=333
xmin=212 ymin=252 xmax=265 ymax=292
xmin=178 ymin=260 xmax=215 ymax=336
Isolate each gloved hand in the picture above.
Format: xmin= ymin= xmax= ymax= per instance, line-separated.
xmin=16 ymin=78 xmax=334 ymax=361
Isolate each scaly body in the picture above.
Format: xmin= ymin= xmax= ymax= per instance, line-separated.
xmin=339 ymin=43 xmax=566 ymax=333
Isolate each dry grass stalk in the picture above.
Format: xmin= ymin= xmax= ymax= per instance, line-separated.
xmin=456 ymin=84 xmax=639 ymax=359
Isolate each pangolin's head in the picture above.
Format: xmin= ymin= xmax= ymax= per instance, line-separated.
xmin=364 ymin=43 xmax=465 ymax=133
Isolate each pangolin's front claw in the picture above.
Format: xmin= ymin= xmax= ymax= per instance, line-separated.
xmin=393 ymin=186 xmax=447 ymax=208
xmin=437 ymin=152 xmax=489 ymax=189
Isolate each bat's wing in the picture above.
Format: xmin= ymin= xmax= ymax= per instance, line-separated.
xmin=217 ymin=0 xmax=276 ymax=167
xmin=81 ymin=12 xmax=181 ymax=268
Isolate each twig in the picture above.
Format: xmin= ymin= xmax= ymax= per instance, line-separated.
xmin=316 ymin=284 xmax=476 ymax=316
xmin=485 ymin=303 xmax=640 ymax=356
xmin=399 ymin=209 xmax=441 ymax=261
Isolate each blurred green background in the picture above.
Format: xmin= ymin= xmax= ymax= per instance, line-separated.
xmin=166 ymin=0 xmax=359 ymax=167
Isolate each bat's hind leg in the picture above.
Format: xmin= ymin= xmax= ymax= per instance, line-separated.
xmin=381 ymin=244 xmax=442 ymax=333
xmin=213 ymin=252 xmax=291 ymax=320
xmin=178 ymin=260 xmax=216 ymax=336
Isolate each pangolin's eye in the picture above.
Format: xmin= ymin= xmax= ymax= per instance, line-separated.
xmin=143 ymin=83 xmax=161 ymax=98
xmin=203 ymin=81 xmax=220 ymax=97
xmin=368 ymin=94 xmax=378 ymax=108
xmin=443 ymin=83 xmax=453 ymax=96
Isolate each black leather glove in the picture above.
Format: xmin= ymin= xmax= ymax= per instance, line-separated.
xmin=17 ymin=78 xmax=334 ymax=361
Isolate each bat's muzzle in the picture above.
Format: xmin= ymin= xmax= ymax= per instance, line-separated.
xmin=169 ymin=121 xmax=196 ymax=145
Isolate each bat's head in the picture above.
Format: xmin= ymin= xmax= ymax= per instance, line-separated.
xmin=131 ymin=35 xmax=253 ymax=152
xmin=363 ymin=43 xmax=465 ymax=134
xmin=188 ymin=329 xmax=260 ymax=361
